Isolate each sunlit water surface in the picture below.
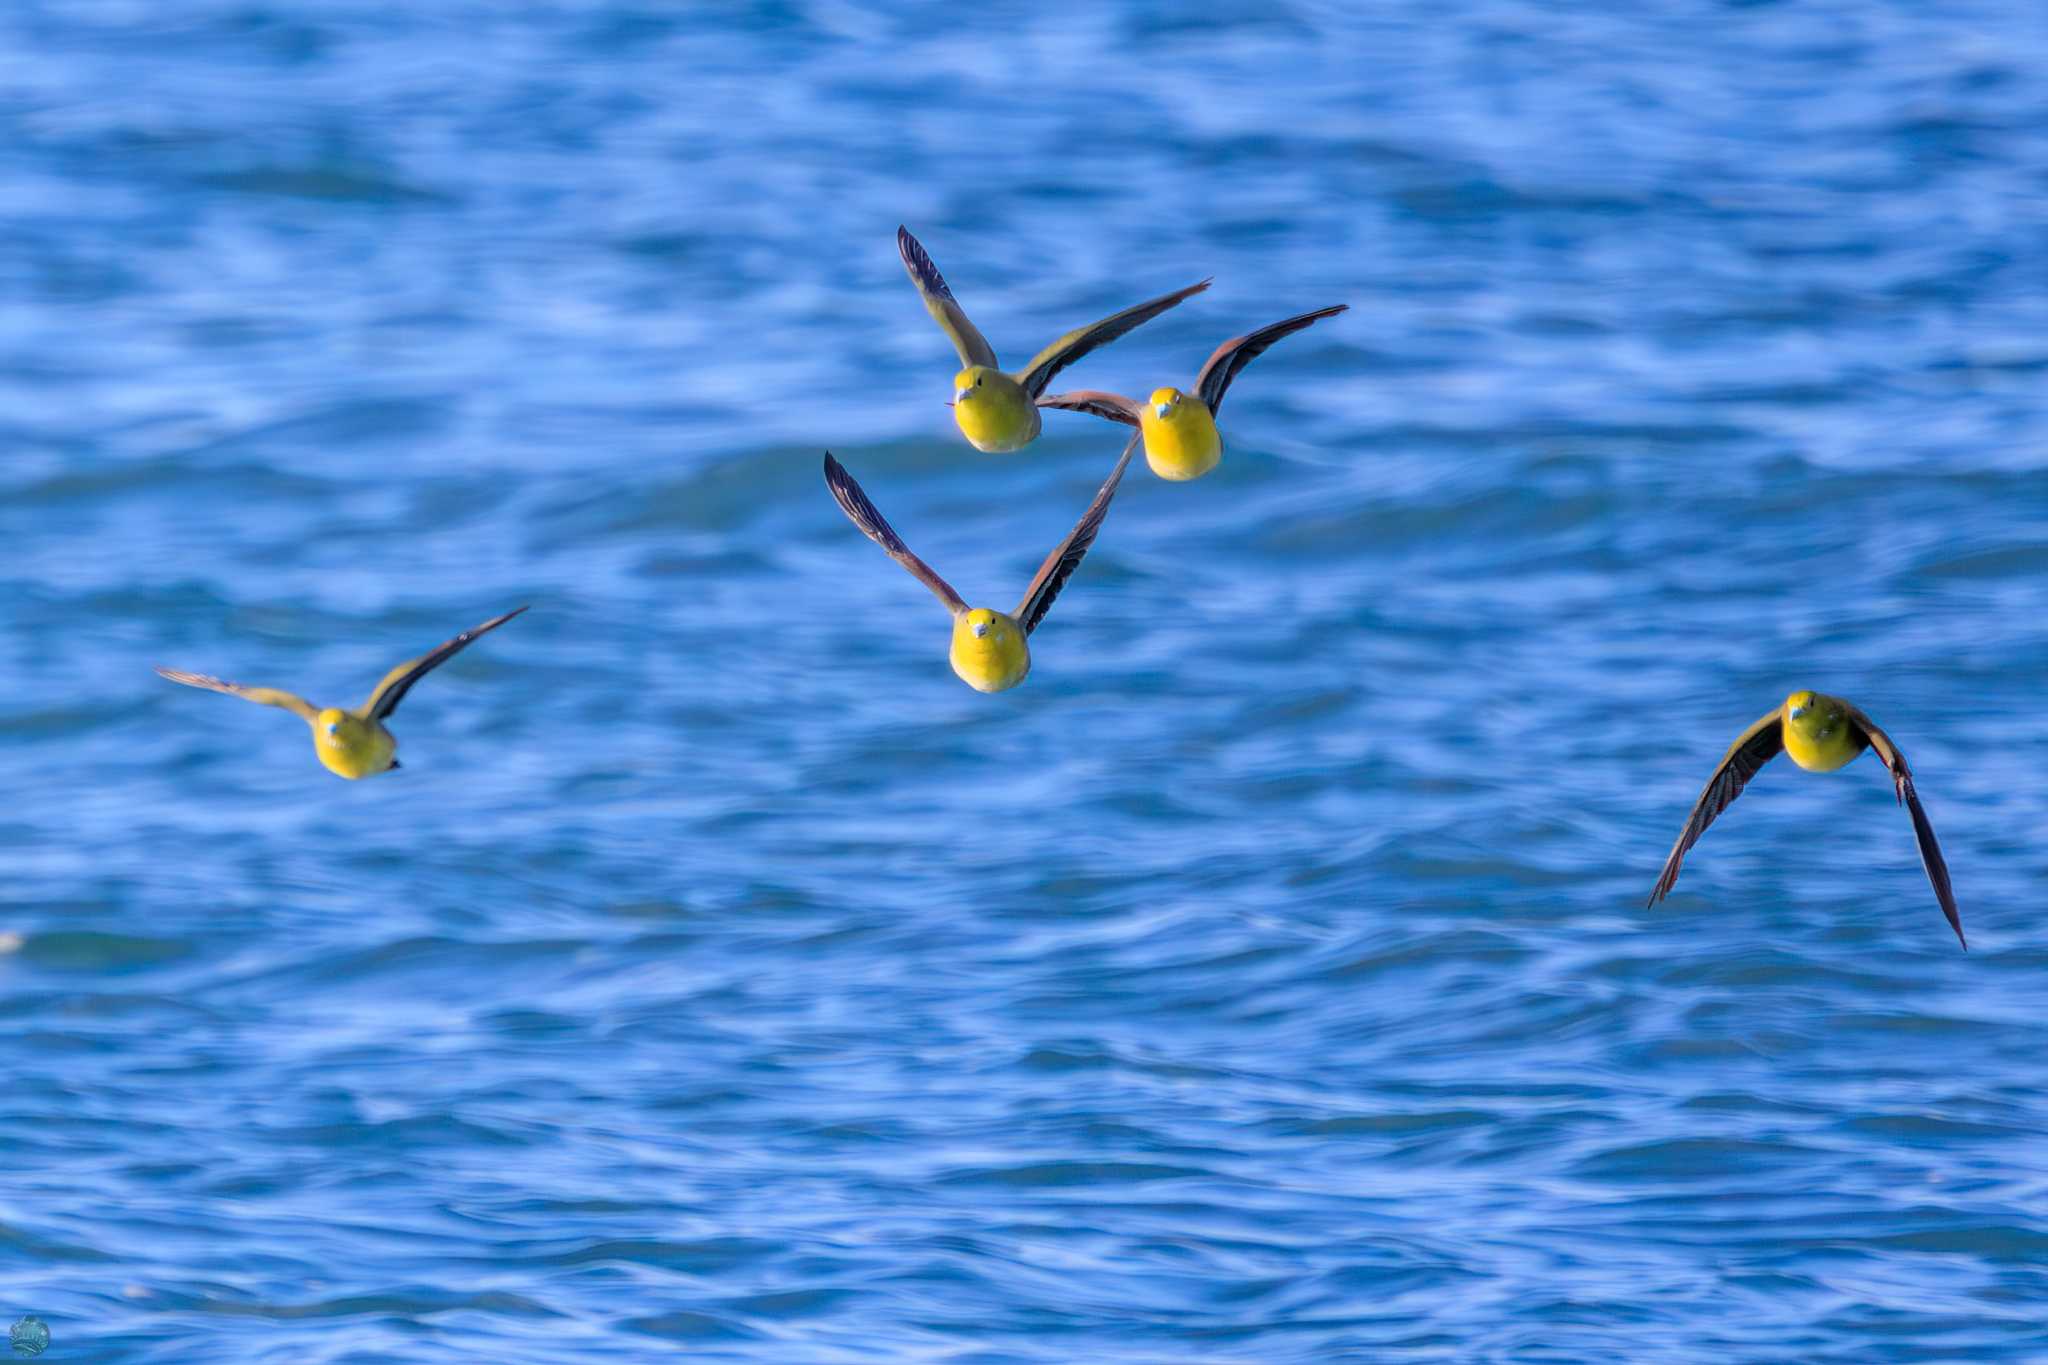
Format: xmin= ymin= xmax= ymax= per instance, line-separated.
xmin=4 ymin=3 xmax=2048 ymax=1361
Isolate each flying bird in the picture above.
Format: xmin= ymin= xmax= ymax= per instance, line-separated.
xmin=1647 ymin=690 xmax=1964 ymax=948
xmin=822 ymin=440 xmax=1136 ymax=692
xmin=155 ymin=607 xmax=527 ymax=779
xmin=898 ymin=225 xmax=1209 ymax=454
xmin=1038 ymin=304 xmax=1347 ymax=480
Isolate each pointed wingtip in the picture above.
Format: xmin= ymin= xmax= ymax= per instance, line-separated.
xmin=476 ymin=604 xmax=529 ymax=634
xmin=822 ymin=451 xmax=860 ymax=499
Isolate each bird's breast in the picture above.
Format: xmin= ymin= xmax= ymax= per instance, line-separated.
xmin=1783 ymin=722 xmax=1864 ymax=773
xmin=954 ymin=380 xmax=1041 ymax=453
xmin=1141 ymin=404 xmax=1222 ymax=481
xmin=949 ymin=619 xmax=1031 ymax=693
xmin=316 ymin=722 xmax=398 ymax=780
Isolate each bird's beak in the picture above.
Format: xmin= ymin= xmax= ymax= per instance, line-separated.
xmin=1788 ymin=705 xmax=1807 ymax=719
xmin=955 ymin=386 xmax=972 ymax=404
xmin=1153 ymin=401 xmax=1172 ymax=419
xmin=972 ymin=621 xmax=988 ymax=638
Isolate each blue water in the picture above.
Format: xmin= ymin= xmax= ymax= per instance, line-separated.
xmin=5 ymin=3 xmax=2048 ymax=1360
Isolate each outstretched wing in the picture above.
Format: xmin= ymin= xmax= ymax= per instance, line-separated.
xmin=155 ymin=667 xmax=317 ymax=722
xmin=1647 ymin=708 xmax=1785 ymax=906
xmin=1194 ymin=304 xmax=1348 ymax=417
xmin=1014 ymin=434 xmax=1137 ymax=636
xmin=897 ymin=226 xmax=999 ymax=371
xmin=1845 ymin=705 xmax=1965 ymax=949
xmin=1014 ymin=278 xmax=1212 ymax=400
xmin=363 ymin=606 xmax=528 ymax=721
xmin=1035 ymin=389 xmax=1143 ymax=428
xmin=822 ymin=452 xmax=968 ymax=615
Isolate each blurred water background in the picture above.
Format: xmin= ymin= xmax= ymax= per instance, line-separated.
xmin=4 ymin=2 xmax=2048 ymax=1360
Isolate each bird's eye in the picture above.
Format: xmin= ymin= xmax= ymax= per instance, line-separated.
xmin=974 ymin=376 xmax=983 ymax=386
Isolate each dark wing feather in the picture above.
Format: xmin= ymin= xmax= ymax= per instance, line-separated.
xmin=1014 ymin=435 xmax=1137 ymax=636
xmin=1014 ymin=279 xmax=1211 ymax=400
xmin=1194 ymin=304 xmax=1348 ymax=417
xmin=822 ymin=452 xmax=968 ymax=615
xmin=1035 ymin=389 xmax=1143 ymax=428
xmin=364 ymin=606 xmax=528 ymax=721
xmin=1647 ymin=708 xmax=1785 ymax=906
xmin=897 ymin=226 xmax=999 ymax=371
xmin=1845 ymin=705 xmax=1965 ymax=949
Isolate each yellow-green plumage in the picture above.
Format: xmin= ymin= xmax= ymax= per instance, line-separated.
xmin=949 ymin=608 xmax=1031 ymax=693
xmin=1137 ymin=387 xmax=1223 ymax=482
xmin=1779 ymin=689 xmax=1864 ymax=772
xmin=950 ymin=367 xmax=1041 ymax=454
xmin=312 ymin=707 xmax=398 ymax=780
